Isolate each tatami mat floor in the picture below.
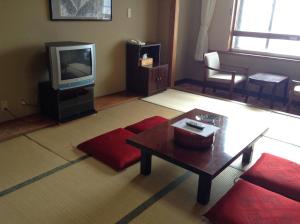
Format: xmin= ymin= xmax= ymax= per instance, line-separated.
xmin=144 ymin=89 xmax=300 ymax=146
xmin=0 ymin=90 xmax=299 ymax=224
xmin=0 ymin=157 xmax=187 ymax=224
xmin=27 ymin=101 xmax=182 ymax=161
xmin=131 ymin=167 xmax=241 ymax=224
xmin=0 ymin=136 xmax=66 ymax=191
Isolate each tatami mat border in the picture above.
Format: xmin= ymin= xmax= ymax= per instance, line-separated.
xmin=116 ymin=172 xmax=192 ymax=224
xmin=0 ymin=155 xmax=90 ymax=198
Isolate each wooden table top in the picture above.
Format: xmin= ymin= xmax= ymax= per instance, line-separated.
xmin=249 ymin=73 xmax=288 ymax=83
xmin=127 ymin=109 xmax=268 ymax=177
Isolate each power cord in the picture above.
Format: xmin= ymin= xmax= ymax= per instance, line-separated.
xmin=3 ymin=108 xmax=18 ymax=119
xmin=1 ymin=99 xmax=38 ymax=121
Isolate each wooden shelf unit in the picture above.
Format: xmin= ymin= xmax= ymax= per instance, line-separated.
xmin=126 ymin=42 xmax=169 ymax=96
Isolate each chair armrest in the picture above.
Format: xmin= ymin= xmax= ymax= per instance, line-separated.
xmin=289 ymin=80 xmax=300 ymax=89
xmin=205 ymin=66 xmax=236 ymax=84
xmin=289 ymin=80 xmax=300 ymax=95
xmin=205 ymin=66 xmax=236 ymax=75
xmin=291 ymin=80 xmax=300 ymax=85
xmin=221 ymin=63 xmax=249 ymax=76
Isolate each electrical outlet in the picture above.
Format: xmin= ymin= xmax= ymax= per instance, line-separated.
xmin=20 ymin=98 xmax=26 ymax=105
xmin=0 ymin=100 xmax=8 ymax=111
xmin=19 ymin=98 xmax=37 ymax=107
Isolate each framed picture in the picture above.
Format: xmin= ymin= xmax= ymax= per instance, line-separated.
xmin=50 ymin=0 xmax=112 ymax=21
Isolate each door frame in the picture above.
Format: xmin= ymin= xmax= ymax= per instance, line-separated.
xmin=168 ymin=0 xmax=179 ymax=88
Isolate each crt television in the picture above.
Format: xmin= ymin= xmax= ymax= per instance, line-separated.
xmin=46 ymin=42 xmax=96 ymax=90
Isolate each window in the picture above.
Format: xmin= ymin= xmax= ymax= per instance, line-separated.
xmin=231 ymin=0 xmax=300 ymax=58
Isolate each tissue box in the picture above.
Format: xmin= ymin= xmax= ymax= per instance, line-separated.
xmin=139 ymin=58 xmax=153 ymax=66
xmin=174 ymin=127 xmax=214 ymax=150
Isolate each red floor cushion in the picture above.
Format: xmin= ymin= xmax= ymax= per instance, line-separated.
xmin=205 ymin=180 xmax=300 ymax=224
xmin=77 ymin=128 xmax=140 ymax=171
xmin=125 ymin=116 xmax=168 ymax=134
xmin=241 ymin=153 xmax=300 ymax=201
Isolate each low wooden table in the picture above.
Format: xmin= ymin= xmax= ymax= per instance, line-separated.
xmin=245 ymin=73 xmax=289 ymax=108
xmin=127 ymin=109 xmax=268 ymax=205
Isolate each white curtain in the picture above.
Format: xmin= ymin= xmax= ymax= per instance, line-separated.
xmin=194 ymin=0 xmax=217 ymax=61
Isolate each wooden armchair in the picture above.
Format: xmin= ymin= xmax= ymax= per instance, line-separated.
xmin=203 ymin=52 xmax=249 ymax=99
xmin=287 ymin=80 xmax=300 ymax=112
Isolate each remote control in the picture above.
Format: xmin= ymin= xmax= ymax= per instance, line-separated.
xmin=186 ymin=121 xmax=205 ymax=130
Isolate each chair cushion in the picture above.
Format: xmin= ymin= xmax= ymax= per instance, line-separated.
xmin=77 ymin=128 xmax=140 ymax=171
xmin=205 ymin=180 xmax=300 ymax=224
xmin=241 ymin=153 xmax=300 ymax=201
xmin=125 ymin=116 xmax=168 ymax=134
xmin=204 ymin=52 xmax=220 ymax=77
xmin=207 ymin=73 xmax=246 ymax=84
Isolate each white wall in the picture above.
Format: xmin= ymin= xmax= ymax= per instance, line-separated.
xmin=187 ymin=0 xmax=234 ymax=81
xmin=172 ymin=0 xmax=203 ymax=81
xmin=209 ymin=0 xmax=234 ymax=51
xmin=157 ymin=0 xmax=206 ymax=82
xmin=0 ymin=0 xmax=160 ymax=123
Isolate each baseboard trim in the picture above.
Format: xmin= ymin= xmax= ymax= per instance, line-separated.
xmin=175 ymin=78 xmax=286 ymax=102
xmin=175 ymin=78 xmax=202 ymax=85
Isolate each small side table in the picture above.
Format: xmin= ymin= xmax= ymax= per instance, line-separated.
xmin=245 ymin=73 xmax=289 ymax=108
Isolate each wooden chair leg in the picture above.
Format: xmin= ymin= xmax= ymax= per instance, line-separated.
xmin=287 ymin=103 xmax=291 ymax=112
xmin=202 ymin=82 xmax=206 ymax=94
xmin=287 ymin=97 xmax=293 ymax=112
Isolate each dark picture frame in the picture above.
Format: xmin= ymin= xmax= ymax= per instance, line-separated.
xmin=50 ymin=0 xmax=112 ymax=21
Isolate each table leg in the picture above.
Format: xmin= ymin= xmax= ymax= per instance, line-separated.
xmin=242 ymin=80 xmax=247 ymax=97
xmin=197 ymin=174 xmax=212 ymax=205
xmin=242 ymin=146 xmax=253 ymax=165
xmin=271 ymin=84 xmax=277 ymax=108
xmin=257 ymin=85 xmax=263 ymax=100
xmin=245 ymin=80 xmax=250 ymax=103
xmin=140 ymin=150 xmax=152 ymax=176
xmin=283 ymin=79 xmax=289 ymax=105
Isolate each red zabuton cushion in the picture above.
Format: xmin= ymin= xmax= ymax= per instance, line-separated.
xmin=77 ymin=128 xmax=140 ymax=171
xmin=125 ymin=116 xmax=168 ymax=134
xmin=205 ymin=180 xmax=300 ymax=224
xmin=241 ymin=153 xmax=300 ymax=201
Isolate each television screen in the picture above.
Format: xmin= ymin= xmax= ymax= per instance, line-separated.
xmin=59 ymin=49 xmax=92 ymax=80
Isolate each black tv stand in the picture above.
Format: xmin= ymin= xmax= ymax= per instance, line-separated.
xmin=39 ymin=82 xmax=96 ymax=122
